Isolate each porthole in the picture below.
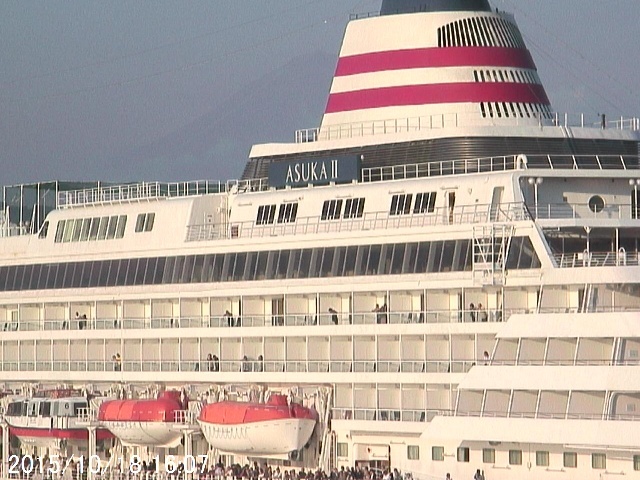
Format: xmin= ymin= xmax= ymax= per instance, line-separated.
xmin=588 ymin=195 xmax=605 ymax=213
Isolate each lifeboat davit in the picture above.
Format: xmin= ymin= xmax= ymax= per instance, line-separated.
xmin=98 ymin=391 xmax=186 ymax=447
xmin=198 ymin=394 xmax=317 ymax=455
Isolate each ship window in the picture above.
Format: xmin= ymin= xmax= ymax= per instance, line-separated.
xmin=256 ymin=205 xmax=276 ymax=225
xmin=79 ymin=218 xmax=91 ymax=241
xmin=116 ymin=215 xmax=127 ymax=238
xmin=321 ymin=199 xmax=343 ymax=220
xmin=390 ymin=194 xmax=412 ymax=216
xmin=106 ymin=216 xmax=118 ymax=239
xmin=536 ymin=451 xmax=549 ymax=467
xmin=337 ymin=443 xmax=348 ymax=458
xmin=135 ymin=214 xmax=145 ymax=232
xmin=483 ymin=448 xmax=495 ymax=464
xmin=564 ymin=452 xmax=577 ymax=468
xmin=72 ymin=219 xmax=83 ymax=242
xmin=457 ymin=447 xmax=470 ymax=463
xmin=54 ymin=220 xmax=65 ymax=243
xmin=63 ymin=220 xmax=74 ymax=243
xmin=634 ymin=455 xmax=640 ymax=471
xmin=480 ymin=102 xmax=487 ymax=118
xmin=344 ymin=198 xmax=365 ymax=219
xmin=97 ymin=216 xmax=109 ymax=239
xmin=38 ymin=221 xmax=49 ymax=239
xmin=407 ymin=445 xmax=419 ymax=460
xmin=588 ymin=195 xmax=605 ymax=213
xmin=592 ymin=454 xmax=606 ymax=470
xmin=432 ymin=447 xmax=444 ymax=462
xmin=88 ymin=217 xmax=99 ymax=240
xmin=509 ymin=450 xmax=522 ymax=466
xmin=277 ymin=203 xmax=298 ymax=224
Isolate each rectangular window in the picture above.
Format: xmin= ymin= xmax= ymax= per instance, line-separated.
xmin=483 ymin=449 xmax=495 ymax=464
xmin=563 ymin=452 xmax=577 ymax=468
xmin=336 ymin=443 xmax=348 ymax=458
xmin=321 ymin=199 xmax=343 ymax=220
xmin=509 ymin=450 xmax=522 ymax=466
xmin=432 ymin=446 xmax=444 ymax=462
xmin=256 ymin=205 xmax=276 ymax=225
xmin=55 ymin=220 xmax=66 ymax=243
xmin=80 ymin=218 xmax=91 ymax=241
xmin=135 ymin=213 xmax=145 ymax=232
xmin=97 ymin=216 xmax=109 ymax=240
xmin=390 ymin=194 xmax=413 ymax=216
xmin=414 ymin=192 xmax=437 ymax=213
xmin=407 ymin=446 xmax=420 ymax=460
xmin=592 ymin=454 xmax=606 ymax=470
xmin=106 ymin=216 xmax=118 ymax=239
xmin=144 ymin=212 xmax=155 ymax=231
xmin=63 ymin=220 xmax=75 ymax=242
xmin=344 ymin=198 xmax=365 ymax=219
xmin=277 ymin=203 xmax=298 ymax=224
xmin=457 ymin=447 xmax=470 ymax=463
xmin=634 ymin=455 xmax=640 ymax=471
xmin=72 ymin=219 xmax=83 ymax=241
xmin=88 ymin=217 xmax=100 ymax=240
xmin=536 ymin=451 xmax=549 ymax=467
xmin=116 ymin=215 xmax=127 ymax=238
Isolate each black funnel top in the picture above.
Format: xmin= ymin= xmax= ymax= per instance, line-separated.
xmin=380 ymin=0 xmax=491 ymax=15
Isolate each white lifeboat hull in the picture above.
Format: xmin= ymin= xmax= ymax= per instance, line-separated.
xmin=100 ymin=421 xmax=182 ymax=448
xmin=198 ymin=417 xmax=316 ymax=455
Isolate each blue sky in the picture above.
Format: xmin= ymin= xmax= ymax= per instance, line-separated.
xmin=1 ymin=0 xmax=638 ymax=184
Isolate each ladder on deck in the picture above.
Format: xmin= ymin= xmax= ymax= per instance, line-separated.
xmin=472 ymin=224 xmax=514 ymax=286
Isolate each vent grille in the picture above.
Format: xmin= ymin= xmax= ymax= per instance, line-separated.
xmin=438 ymin=16 xmax=525 ymax=49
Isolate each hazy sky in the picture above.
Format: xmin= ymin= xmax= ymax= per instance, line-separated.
xmin=1 ymin=0 xmax=639 ymax=185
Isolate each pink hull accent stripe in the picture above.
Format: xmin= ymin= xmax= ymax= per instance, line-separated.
xmin=10 ymin=427 xmax=113 ymax=440
xmin=325 ymin=82 xmax=550 ymax=114
xmin=335 ymin=47 xmax=536 ymax=77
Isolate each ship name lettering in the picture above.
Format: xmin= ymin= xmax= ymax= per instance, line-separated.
xmin=285 ymin=160 xmax=338 ymax=184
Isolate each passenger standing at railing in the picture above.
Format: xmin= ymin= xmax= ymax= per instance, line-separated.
xmin=206 ymin=353 xmax=213 ymax=372
xmin=224 ymin=310 xmax=233 ymax=327
xmin=328 ymin=307 xmax=339 ymax=325
xmin=478 ymin=303 xmax=488 ymax=322
xmin=469 ymin=303 xmax=476 ymax=322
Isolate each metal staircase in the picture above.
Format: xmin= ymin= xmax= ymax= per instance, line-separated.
xmin=472 ymin=224 xmax=514 ymax=285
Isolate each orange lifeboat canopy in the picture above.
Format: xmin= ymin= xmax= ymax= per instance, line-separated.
xmin=199 ymin=394 xmax=317 ymax=425
xmin=98 ymin=391 xmax=183 ymax=423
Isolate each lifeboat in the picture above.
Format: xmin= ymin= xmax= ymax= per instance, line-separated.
xmin=98 ymin=391 xmax=186 ymax=447
xmin=198 ymin=394 xmax=317 ymax=455
xmin=5 ymin=395 xmax=113 ymax=448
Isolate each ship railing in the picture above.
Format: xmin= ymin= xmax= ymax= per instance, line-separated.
xmin=332 ymin=408 xmax=448 ymax=423
xmin=0 ymin=359 xmax=476 ymax=375
xmin=295 ymin=114 xmax=640 ymax=143
xmin=522 ymin=153 xmax=638 ymax=170
xmin=362 ymin=155 xmax=523 ymax=182
xmin=172 ymin=409 xmax=196 ymax=424
xmin=348 ymin=11 xmax=380 ymax=20
xmin=487 ymin=359 xmax=640 ymax=367
xmin=10 ymin=306 xmax=640 ymax=333
xmin=220 ymin=202 xmax=529 ymax=242
xmin=75 ymin=406 xmax=98 ymax=423
xmin=553 ymin=251 xmax=640 ymax=268
xmin=448 ymin=410 xmax=640 ymax=422
xmin=532 ymin=201 xmax=636 ymax=220
xmin=56 ymin=180 xmax=227 ymax=209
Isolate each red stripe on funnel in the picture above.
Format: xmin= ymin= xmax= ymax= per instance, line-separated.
xmin=335 ymin=47 xmax=536 ymax=77
xmin=325 ymin=82 xmax=550 ymax=114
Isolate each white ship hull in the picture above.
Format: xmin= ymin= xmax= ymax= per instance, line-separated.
xmin=198 ymin=418 xmax=316 ymax=455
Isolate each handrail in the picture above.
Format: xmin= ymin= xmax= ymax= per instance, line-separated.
xmin=5 ymin=306 xmax=640 ymax=333
xmin=295 ymin=113 xmax=640 ymax=143
xmin=189 ymin=201 xmax=529 ymax=242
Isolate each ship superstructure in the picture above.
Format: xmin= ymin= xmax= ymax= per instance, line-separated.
xmin=0 ymin=1 xmax=639 ymax=479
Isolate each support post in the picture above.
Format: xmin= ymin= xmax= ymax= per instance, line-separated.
xmin=2 ymin=420 xmax=10 ymax=479
xmin=87 ymin=427 xmax=97 ymax=480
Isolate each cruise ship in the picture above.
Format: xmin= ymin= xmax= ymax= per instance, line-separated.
xmin=1 ymin=0 xmax=639 ymax=479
